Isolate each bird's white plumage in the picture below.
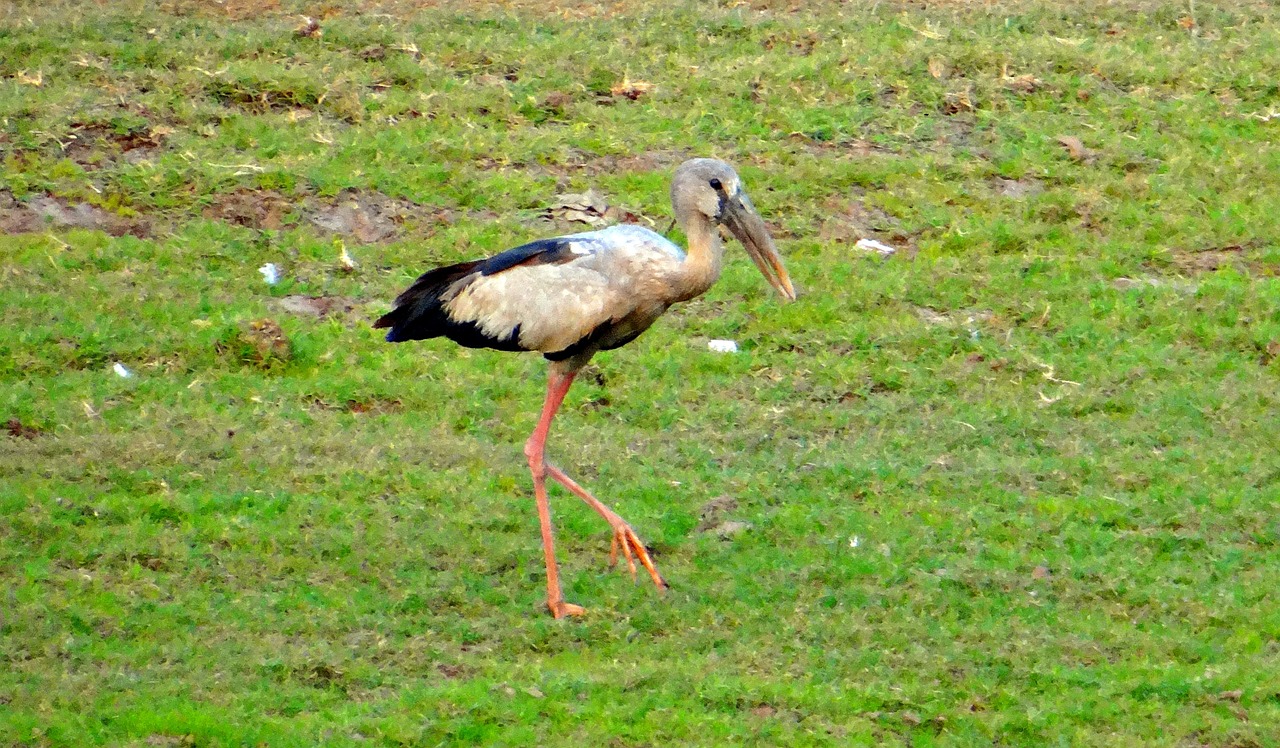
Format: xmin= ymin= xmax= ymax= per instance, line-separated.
xmin=560 ymin=224 xmax=686 ymax=260
xmin=442 ymin=224 xmax=691 ymax=354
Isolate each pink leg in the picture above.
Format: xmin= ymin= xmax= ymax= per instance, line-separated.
xmin=545 ymin=464 xmax=667 ymax=591
xmin=524 ymin=368 xmax=584 ymax=619
xmin=523 ymin=366 xmax=668 ymax=617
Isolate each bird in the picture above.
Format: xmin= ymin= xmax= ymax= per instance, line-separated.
xmin=375 ymin=158 xmax=795 ymax=618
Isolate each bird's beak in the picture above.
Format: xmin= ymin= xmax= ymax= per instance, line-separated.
xmin=722 ymin=193 xmax=796 ymax=301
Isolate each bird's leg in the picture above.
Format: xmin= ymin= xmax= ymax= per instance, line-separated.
xmin=524 ymin=369 xmax=585 ymax=619
xmin=544 ymin=464 xmax=668 ymax=592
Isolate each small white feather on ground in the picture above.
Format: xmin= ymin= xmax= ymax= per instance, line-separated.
xmin=855 ymin=238 xmax=897 ymax=256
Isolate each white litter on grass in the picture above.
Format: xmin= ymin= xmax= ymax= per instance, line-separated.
xmin=855 ymin=238 xmax=897 ymax=257
xmin=259 ymin=263 xmax=281 ymax=285
xmin=112 ymin=362 xmax=133 ymax=378
xmin=707 ymin=339 xmax=739 ymax=353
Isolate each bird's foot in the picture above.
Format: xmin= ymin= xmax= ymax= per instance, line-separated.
xmin=540 ymin=462 xmax=669 ymax=593
xmin=547 ymin=599 xmax=587 ymax=619
xmin=608 ymin=523 xmax=668 ymax=592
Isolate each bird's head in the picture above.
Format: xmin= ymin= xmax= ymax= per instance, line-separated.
xmin=672 ymin=158 xmax=797 ymax=301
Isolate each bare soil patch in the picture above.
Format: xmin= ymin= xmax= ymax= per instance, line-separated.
xmin=203 ymin=189 xmax=295 ymax=230
xmin=274 ymin=295 xmax=356 ymax=318
xmin=1171 ymin=245 xmax=1276 ymax=276
xmin=0 ymin=190 xmax=152 ymax=238
xmin=305 ymin=395 xmax=403 ymax=414
xmin=786 ymin=133 xmax=890 ymax=159
xmin=62 ymin=123 xmax=170 ymax=170
xmin=201 ymin=188 xmax=422 ymax=242
xmin=306 ymin=190 xmax=414 ymax=243
xmin=6 ymin=418 xmax=43 ymax=440
xmin=993 ymin=177 xmax=1045 ymax=199
xmin=216 ymin=318 xmax=292 ymax=368
xmin=817 ymin=190 xmax=919 ymax=259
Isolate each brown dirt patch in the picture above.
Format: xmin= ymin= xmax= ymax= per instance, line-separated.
xmin=274 ymin=295 xmax=356 ymax=318
xmin=943 ymin=88 xmax=976 ymax=115
xmin=0 ymin=191 xmax=44 ymax=234
xmin=0 ymin=190 xmax=152 ymax=237
xmin=203 ymin=189 xmax=294 ymax=230
xmin=62 ymin=123 xmax=170 ymax=170
xmin=1171 ymin=245 xmax=1276 ymax=276
xmin=201 ymin=188 xmax=427 ymax=242
xmin=436 ymin=663 xmax=472 ymax=679
xmin=217 ymin=319 xmax=292 ymax=368
xmin=244 ymin=319 xmax=290 ymax=362
xmin=6 ymin=418 xmax=43 ymax=440
xmin=61 ymin=130 xmax=112 ymax=172
xmin=419 ymin=206 xmax=502 ymax=228
xmin=306 ymin=190 xmax=415 ymax=243
xmin=818 ymin=190 xmax=919 ymax=259
xmin=1175 ymin=248 xmax=1239 ymax=274
xmin=993 ymin=177 xmax=1045 ymax=199
xmin=305 ymin=395 xmax=403 ymax=414
xmin=1055 ymin=134 xmax=1098 ymax=165
xmin=786 ymin=133 xmax=889 ymax=158
xmin=696 ymin=495 xmax=754 ymax=538
xmin=1260 ymin=341 xmax=1280 ymax=366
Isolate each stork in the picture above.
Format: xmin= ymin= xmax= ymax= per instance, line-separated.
xmin=375 ymin=158 xmax=795 ymax=618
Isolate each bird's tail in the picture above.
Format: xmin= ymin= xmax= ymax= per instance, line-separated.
xmin=374 ymin=260 xmax=481 ymax=343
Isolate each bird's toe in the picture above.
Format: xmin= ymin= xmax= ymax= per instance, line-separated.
xmin=548 ymin=600 xmax=587 ymax=619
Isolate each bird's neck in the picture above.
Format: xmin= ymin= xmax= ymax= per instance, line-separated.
xmin=675 ymin=212 xmax=723 ymax=302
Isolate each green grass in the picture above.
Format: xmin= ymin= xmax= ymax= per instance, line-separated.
xmin=3 ymin=0 xmax=1280 ymax=745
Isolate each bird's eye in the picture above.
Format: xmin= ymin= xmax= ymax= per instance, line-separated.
xmin=709 ymin=178 xmax=723 ymax=190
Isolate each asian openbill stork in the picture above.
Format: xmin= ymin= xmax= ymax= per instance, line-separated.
xmin=375 ymin=158 xmax=795 ymax=618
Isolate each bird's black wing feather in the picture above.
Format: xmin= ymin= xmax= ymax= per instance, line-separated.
xmin=475 ymin=237 xmax=583 ymax=276
xmin=374 ymin=237 xmax=586 ymax=347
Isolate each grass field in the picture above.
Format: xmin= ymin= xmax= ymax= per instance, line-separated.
xmin=3 ymin=0 xmax=1280 ymax=744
